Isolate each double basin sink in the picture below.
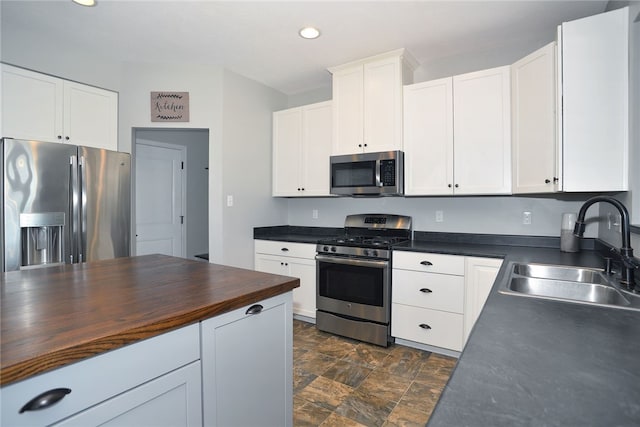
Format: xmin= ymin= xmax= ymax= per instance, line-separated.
xmin=499 ymin=262 xmax=640 ymax=311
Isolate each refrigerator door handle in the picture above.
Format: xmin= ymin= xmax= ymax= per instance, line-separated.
xmin=69 ymin=155 xmax=78 ymax=264
xmin=79 ymin=155 xmax=87 ymax=264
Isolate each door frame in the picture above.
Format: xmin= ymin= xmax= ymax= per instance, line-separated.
xmin=133 ymin=137 xmax=187 ymax=258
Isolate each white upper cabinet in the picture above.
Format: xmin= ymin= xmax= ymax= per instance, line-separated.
xmin=511 ymin=42 xmax=559 ymax=194
xmin=329 ymin=49 xmax=417 ymax=155
xmin=1 ymin=64 xmax=119 ymax=151
xmin=272 ymin=101 xmax=332 ymax=197
xmin=453 ymin=66 xmax=511 ymax=195
xmin=403 ymin=77 xmax=454 ymax=195
xmin=404 ymin=66 xmax=511 ymax=195
xmin=559 ymin=7 xmax=629 ymax=192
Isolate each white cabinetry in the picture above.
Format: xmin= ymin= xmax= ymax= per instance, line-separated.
xmin=403 ymin=66 xmax=511 ymax=195
xmin=392 ymin=251 xmax=503 ymax=353
xmin=201 ymin=292 xmax=293 ymax=427
xmin=329 ymin=49 xmax=416 ymax=155
xmin=1 ymin=324 xmax=202 ymax=427
xmin=559 ymin=7 xmax=629 ymax=192
xmin=511 ymin=42 xmax=559 ymax=194
xmin=1 ymin=64 xmax=118 ymax=151
xmin=254 ymin=240 xmax=316 ymax=319
xmin=453 ymin=66 xmax=511 ymax=195
xmin=463 ymin=257 xmax=503 ymax=343
xmin=392 ymin=252 xmax=466 ymax=352
xmin=272 ymin=101 xmax=332 ymax=197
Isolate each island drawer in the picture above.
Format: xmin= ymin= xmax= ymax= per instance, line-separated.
xmin=392 ymin=269 xmax=464 ymax=313
xmin=1 ymin=323 xmax=200 ymax=427
xmin=254 ymin=239 xmax=316 ymax=259
xmin=393 ymin=251 xmax=465 ymax=275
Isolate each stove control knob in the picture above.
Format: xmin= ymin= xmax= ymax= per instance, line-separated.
xmin=372 ymin=250 xmax=378 ymax=257
xmin=331 ymin=246 xmax=337 ymax=252
xmin=323 ymin=246 xmax=329 ymax=252
xmin=363 ymin=249 xmax=369 ymax=256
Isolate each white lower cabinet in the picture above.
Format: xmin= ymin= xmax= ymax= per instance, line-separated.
xmin=1 ymin=324 xmax=202 ymax=427
xmin=392 ymin=251 xmax=503 ymax=353
xmin=464 ymin=257 xmax=503 ymax=342
xmin=254 ymin=240 xmax=317 ymax=319
xmin=201 ymin=292 xmax=293 ymax=427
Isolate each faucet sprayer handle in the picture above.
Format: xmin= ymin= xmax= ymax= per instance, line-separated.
xmin=573 ymin=220 xmax=586 ymax=237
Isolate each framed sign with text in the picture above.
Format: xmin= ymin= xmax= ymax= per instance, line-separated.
xmin=151 ymin=91 xmax=190 ymax=122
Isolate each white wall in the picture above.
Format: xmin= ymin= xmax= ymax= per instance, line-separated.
xmin=220 ymin=69 xmax=288 ymax=268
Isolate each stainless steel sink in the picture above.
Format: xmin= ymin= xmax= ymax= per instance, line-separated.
xmin=500 ymin=263 xmax=640 ymax=311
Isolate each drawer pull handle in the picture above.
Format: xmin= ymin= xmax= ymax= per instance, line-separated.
xmin=245 ymin=304 xmax=264 ymax=315
xmin=20 ymin=388 xmax=71 ymax=413
xmin=419 ymin=324 xmax=432 ymax=330
xmin=420 ymin=261 xmax=433 ymax=266
xmin=419 ymin=288 xmax=433 ymax=293
xmin=281 ymin=248 xmax=289 ymax=252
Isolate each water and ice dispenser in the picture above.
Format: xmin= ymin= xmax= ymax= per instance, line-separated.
xmin=19 ymin=213 xmax=64 ymax=268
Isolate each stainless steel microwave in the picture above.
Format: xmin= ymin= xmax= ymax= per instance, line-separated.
xmin=330 ymin=150 xmax=404 ymax=196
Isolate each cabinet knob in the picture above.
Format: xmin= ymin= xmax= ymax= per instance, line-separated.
xmin=545 ymin=179 xmax=551 ymax=184
xmin=419 ymin=324 xmax=432 ymax=330
xmin=20 ymin=388 xmax=71 ymax=413
xmin=245 ymin=304 xmax=264 ymax=315
xmin=419 ymin=288 xmax=433 ymax=293
xmin=57 ymin=135 xmax=62 ymax=140
xmin=301 ymin=188 xmax=305 ymax=191
xmin=65 ymin=136 xmax=70 ymax=141
xmin=553 ymin=177 xmax=559 ymax=183
xmin=420 ymin=260 xmax=433 ymax=266
xmin=448 ymin=184 xmax=452 ymax=188
xmin=358 ymin=144 xmax=363 ymax=148
xmin=455 ymin=184 xmax=459 ymax=188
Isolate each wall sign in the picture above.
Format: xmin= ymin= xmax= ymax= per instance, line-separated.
xmin=151 ymin=92 xmax=190 ymax=122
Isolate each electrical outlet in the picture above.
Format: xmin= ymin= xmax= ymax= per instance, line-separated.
xmin=312 ymin=209 xmax=318 ymax=219
xmin=226 ymin=195 xmax=233 ymax=207
xmin=435 ymin=210 xmax=444 ymax=223
xmin=522 ymin=211 xmax=532 ymax=225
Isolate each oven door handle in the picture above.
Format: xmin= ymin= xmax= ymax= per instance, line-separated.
xmin=315 ymin=254 xmax=388 ymax=268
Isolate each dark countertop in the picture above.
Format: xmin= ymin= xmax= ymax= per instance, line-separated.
xmin=254 ymin=226 xmax=640 ymax=426
xmin=0 ymin=254 xmax=299 ymax=386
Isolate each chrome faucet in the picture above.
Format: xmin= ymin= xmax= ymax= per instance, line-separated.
xmin=573 ymin=196 xmax=640 ymax=292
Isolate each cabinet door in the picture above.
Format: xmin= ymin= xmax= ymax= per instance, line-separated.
xmin=54 ymin=362 xmax=202 ymax=427
xmin=363 ymin=56 xmax=403 ymax=152
xmin=332 ymin=65 xmax=364 ymax=155
xmin=288 ymin=257 xmax=317 ymax=319
xmin=511 ymin=42 xmax=558 ymax=194
xmin=464 ymin=257 xmax=503 ymax=343
xmin=453 ymin=66 xmax=511 ymax=195
xmin=561 ymin=7 xmax=628 ymax=192
xmin=63 ymin=81 xmax=118 ymax=151
xmin=254 ymin=253 xmax=289 ymax=275
xmin=403 ymin=77 xmax=454 ymax=195
xmin=272 ymin=107 xmax=303 ymax=196
xmin=301 ymin=101 xmax=332 ymax=196
xmin=1 ymin=64 xmax=63 ymax=142
xmin=201 ymin=293 xmax=293 ymax=427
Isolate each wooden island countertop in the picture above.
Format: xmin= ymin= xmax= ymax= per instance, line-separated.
xmin=0 ymin=254 xmax=300 ymax=387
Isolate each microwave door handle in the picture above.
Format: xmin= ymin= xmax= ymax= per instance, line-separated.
xmin=376 ymin=159 xmax=382 ymax=187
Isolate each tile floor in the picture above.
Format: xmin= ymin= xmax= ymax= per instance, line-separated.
xmin=293 ymin=319 xmax=457 ymax=427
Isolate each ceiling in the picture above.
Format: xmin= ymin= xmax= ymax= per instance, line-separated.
xmin=1 ymin=1 xmax=613 ymax=95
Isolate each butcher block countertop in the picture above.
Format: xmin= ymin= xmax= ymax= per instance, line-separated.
xmin=0 ymin=254 xmax=300 ymax=387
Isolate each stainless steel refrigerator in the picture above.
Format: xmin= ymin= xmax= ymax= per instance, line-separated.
xmin=1 ymin=138 xmax=131 ymax=272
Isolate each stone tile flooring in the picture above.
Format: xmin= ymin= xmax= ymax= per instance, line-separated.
xmin=293 ymin=319 xmax=457 ymax=427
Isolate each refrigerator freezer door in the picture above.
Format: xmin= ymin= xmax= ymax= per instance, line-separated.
xmin=2 ymin=139 xmax=76 ymax=271
xmin=79 ymin=146 xmax=131 ymax=263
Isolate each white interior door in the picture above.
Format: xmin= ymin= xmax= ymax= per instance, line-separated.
xmin=135 ymin=141 xmax=185 ymax=257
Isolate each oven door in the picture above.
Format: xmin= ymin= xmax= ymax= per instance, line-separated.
xmin=316 ymin=254 xmax=390 ymax=324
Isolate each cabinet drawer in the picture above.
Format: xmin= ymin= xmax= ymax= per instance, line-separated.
xmin=392 ymin=270 xmax=464 ymax=313
xmin=1 ymin=324 xmax=200 ymax=427
xmin=393 ymin=251 xmax=464 ymax=275
xmin=254 ymin=240 xmax=316 ymax=259
xmin=391 ymin=304 xmax=464 ymax=351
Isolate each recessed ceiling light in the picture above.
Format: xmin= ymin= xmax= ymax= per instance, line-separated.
xmin=299 ymin=27 xmax=320 ymax=40
xmin=72 ymin=0 xmax=96 ymax=6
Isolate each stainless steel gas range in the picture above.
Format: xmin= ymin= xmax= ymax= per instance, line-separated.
xmin=315 ymin=214 xmax=412 ymax=347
